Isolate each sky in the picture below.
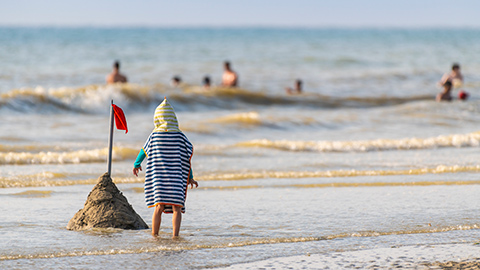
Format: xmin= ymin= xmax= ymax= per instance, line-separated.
xmin=1 ymin=0 xmax=480 ymax=28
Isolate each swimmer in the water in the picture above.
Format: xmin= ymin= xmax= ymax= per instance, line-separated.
xmin=286 ymin=79 xmax=302 ymax=95
xmin=106 ymin=61 xmax=128 ymax=84
xmin=221 ymin=61 xmax=238 ymax=87
xmin=439 ymin=63 xmax=463 ymax=88
xmin=171 ymin=76 xmax=182 ymax=87
xmin=202 ymin=76 xmax=211 ymax=90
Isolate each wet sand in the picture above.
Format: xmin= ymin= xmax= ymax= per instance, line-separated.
xmin=428 ymin=260 xmax=480 ymax=270
xmin=220 ymin=243 xmax=480 ymax=269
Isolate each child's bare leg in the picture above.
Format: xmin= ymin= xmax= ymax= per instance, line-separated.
xmin=152 ymin=204 xmax=164 ymax=236
xmin=172 ymin=205 xmax=182 ymax=237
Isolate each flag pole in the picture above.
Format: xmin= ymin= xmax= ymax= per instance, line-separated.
xmin=107 ymin=99 xmax=114 ymax=176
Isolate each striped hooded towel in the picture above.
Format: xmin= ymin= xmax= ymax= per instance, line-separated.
xmin=142 ymin=98 xmax=193 ymax=213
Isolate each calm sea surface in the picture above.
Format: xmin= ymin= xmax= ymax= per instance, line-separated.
xmin=1 ymin=27 xmax=480 ymax=269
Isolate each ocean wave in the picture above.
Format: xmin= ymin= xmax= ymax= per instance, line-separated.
xmin=2 ymin=165 xmax=479 ymax=188
xmin=330 ymin=223 xmax=480 ymax=239
xmin=0 ymin=144 xmax=64 ymax=153
xmin=0 ymin=236 xmax=326 ymax=260
xmin=0 ymin=173 xmax=141 ymax=188
xmin=6 ymin=190 xmax=54 ymax=198
xmin=206 ymin=111 xmax=319 ymax=128
xmin=236 ymin=132 xmax=480 ymax=152
xmin=0 ymin=144 xmax=234 ymax=166
xmin=209 ymin=111 xmax=262 ymax=126
xmin=199 ymin=165 xmax=480 ymax=181
xmin=1 ymin=224 xmax=477 ymax=260
xmin=2 ymin=132 xmax=478 ymax=167
xmin=0 ymin=84 xmax=433 ymax=114
xmin=0 ymin=84 xmax=163 ymax=114
xmin=197 ymin=180 xmax=480 ymax=190
xmin=0 ymin=147 xmax=138 ymax=165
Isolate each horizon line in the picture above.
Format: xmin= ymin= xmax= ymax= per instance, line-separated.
xmin=1 ymin=24 xmax=480 ymax=30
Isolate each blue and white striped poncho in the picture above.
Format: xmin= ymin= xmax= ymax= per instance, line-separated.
xmin=142 ymin=98 xmax=193 ymax=213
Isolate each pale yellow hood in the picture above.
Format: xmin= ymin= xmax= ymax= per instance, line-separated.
xmin=153 ymin=98 xmax=181 ymax=132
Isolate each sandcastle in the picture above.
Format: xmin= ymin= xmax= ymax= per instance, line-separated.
xmin=67 ymin=173 xmax=148 ymax=230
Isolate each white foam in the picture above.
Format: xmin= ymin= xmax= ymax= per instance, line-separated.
xmin=237 ymin=132 xmax=480 ymax=152
xmin=221 ymin=243 xmax=480 ymax=269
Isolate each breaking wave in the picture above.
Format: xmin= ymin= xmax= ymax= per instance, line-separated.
xmin=2 ymin=165 xmax=480 ymax=188
xmin=0 ymin=146 xmax=138 ymax=165
xmin=0 ymin=84 xmax=433 ymax=114
xmin=206 ymin=111 xmax=319 ymax=128
xmin=2 ymin=131 xmax=480 ymax=166
xmin=236 ymin=132 xmax=480 ymax=152
xmin=198 ymin=165 xmax=480 ymax=181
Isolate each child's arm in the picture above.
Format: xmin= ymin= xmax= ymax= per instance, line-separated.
xmin=187 ymin=167 xmax=198 ymax=188
xmin=133 ymin=149 xmax=146 ymax=177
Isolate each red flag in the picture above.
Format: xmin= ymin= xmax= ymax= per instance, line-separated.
xmin=112 ymin=104 xmax=128 ymax=134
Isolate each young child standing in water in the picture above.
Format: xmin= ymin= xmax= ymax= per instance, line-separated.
xmin=436 ymin=81 xmax=453 ymax=102
xmin=133 ymin=98 xmax=198 ymax=237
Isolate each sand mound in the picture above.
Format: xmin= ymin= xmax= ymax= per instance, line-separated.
xmin=67 ymin=173 xmax=148 ymax=231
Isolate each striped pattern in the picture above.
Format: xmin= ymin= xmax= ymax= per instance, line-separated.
xmin=143 ymin=132 xmax=193 ymax=212
xmin=153 ymin=98 xmax=181 ymax=132
xmin=143 ymin=98 xmax=193 ymax=213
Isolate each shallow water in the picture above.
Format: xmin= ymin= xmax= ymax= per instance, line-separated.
xmin=1 ymin=27 xmax=480 ymax=269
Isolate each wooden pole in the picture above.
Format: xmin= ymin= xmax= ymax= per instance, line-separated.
xmin=107 ymin=99 xmax=114 ymax=176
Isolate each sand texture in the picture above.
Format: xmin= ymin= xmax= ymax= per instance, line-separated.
xmin=428 ymin=260 xmax=480 ymax=269
xmin=220 ymin=244 xmax=480 ymax=269
xmin=67 ymin=173 xmax=148 ymax=230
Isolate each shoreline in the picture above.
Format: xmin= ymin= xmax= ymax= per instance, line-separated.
xmin=219 ymin=243 xmax=480 ymax=269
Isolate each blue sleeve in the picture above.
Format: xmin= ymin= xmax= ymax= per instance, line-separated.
xmin=134 ymin=149 xmax=146 ymax=168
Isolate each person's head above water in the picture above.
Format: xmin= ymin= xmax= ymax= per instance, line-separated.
xmin=224 ymin=61 xmax=231 ymax=71
xmin=296 ymin=79 xmax=302 ymax=87
xmin=203 ymin=76 xmax=211 ymax=87
xmin=106 ymin=60 xmax=127 ymax=84
xmin=171 ymin=76 xmax=182 ymax=87
xmin=452 ymin=63 xmax=460 ymax=72
xmin=172 ymin=76 xmax=181 ymax=83
xmin=153 ymin=98 xmax=181 ymax=132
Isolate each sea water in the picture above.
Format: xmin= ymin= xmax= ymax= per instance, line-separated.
xmin=1 ymin=27 xmax=480 ymax=269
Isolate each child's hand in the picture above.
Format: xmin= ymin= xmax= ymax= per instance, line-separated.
xmin=133 ymin=166 xmax=142 ymax=177
xmin=189 ymin=179 xmax=198 ymax=189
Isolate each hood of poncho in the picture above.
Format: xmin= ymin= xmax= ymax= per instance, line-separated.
xmin=153 ymin=98 xmax=181 ymax=132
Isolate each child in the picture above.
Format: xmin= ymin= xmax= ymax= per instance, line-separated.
xmin=171 ymin=76 xmax=182 ymax=87
xmin=436 ymin=81 xmax=453 ymax=102
xmin=286 ymin=79 xmax=303 ymax=95
xmin=439 ymin=63 xmax=463 ymax=88
xmin=133 ymin=98 xmax=198 ymax=237
xmin=202 ymin=76 xmax=211 ymax=90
